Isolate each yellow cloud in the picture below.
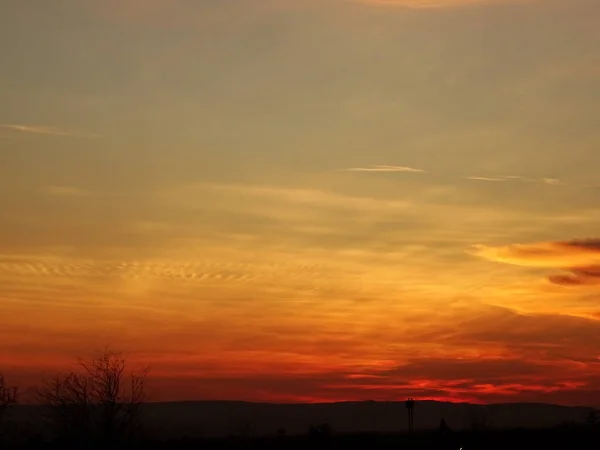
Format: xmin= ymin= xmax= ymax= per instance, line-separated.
xmin=472 ymin=239 xmax=600 ymax=294
xmin=0 ymin=124 xmax=101 ymax=139
xmin=471 ymin=239 xmax=600 ymax=268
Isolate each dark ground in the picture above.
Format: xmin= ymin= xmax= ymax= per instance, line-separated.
xmin=9 ymin=400 xmax=597 ymax=438
xmin=2 ymin=427 xmax=600 ymax=450
xmin=2 ymin=400 xmax=599 ymax=449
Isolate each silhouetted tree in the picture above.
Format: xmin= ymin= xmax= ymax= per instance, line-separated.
xmin=36 ymin=372 xmax=93 ymax=443
xmin=36 ymin=348 xmax=149 ymax=444
xmin=80 ymin=349 xmax=149 ymax=442
xmin=0 ymin=374 xmax=18 ymax=438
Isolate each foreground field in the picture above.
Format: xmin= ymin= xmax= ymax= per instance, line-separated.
xmin=3 ymin=427 xmax=600 ymax=450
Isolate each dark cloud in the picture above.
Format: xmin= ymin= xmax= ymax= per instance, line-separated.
xmin=567 ymin=239 xmax=600 ymax=251
xmin=549 ymin=265 xmax=600 ymax=286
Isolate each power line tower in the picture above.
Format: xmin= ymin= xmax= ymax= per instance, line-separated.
xmin=405 ymin=398 xmax=415 ymax=433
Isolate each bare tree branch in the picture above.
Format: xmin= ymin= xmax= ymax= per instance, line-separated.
xmin=0 ymin=374 xmax=18 ymax=435
xmin=36 ymin=348 xmax=150 ymax=443
xmin=35 ymin=372 xmax=92 ymax=441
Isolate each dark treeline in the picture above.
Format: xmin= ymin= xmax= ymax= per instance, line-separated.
xmin=1 ymin=349 xmax=600 ymax=449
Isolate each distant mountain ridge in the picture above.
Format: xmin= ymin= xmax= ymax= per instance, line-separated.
xmin=12 ymin=400 xmax=596 ymax=438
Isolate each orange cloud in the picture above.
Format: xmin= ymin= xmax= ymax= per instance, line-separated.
xmin=472 ymin=239 xmax=600 ymax=268
xmin=472 ymin=239 xmax=600 ymax=289
xmin=549 ymin=266 xmax=600 ymax=287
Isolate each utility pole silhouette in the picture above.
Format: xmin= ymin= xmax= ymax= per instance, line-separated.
xmin=405 ymin=398 xmax=415 ymax=433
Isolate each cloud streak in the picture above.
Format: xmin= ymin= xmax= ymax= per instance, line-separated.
xmin=0 ymin=124 xmax=102 ymax=139
xmin=43 ymin=186 xmax=90 ymax=197
xmin=354 ymin=0 xmax=532 ymax=9
xmin=173 ymin=183 xmax=413 ymax=213
xmin=342 ymin=169 xmax=565 ymax=186
xmin=341 ymin=165 xmax=425 ymax=173
xmin=357 ymin=0 xmax=481 ymax=7
xmin=466 ymin=175 xmax=564 ymax=185
xmin=466 ymin=176 xmax=508 ymax=182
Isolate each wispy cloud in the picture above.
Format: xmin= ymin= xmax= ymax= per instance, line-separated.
xmin=183 ymin=183 xmax=413 ymax=214
xmin=471 ymin=239 xmax=600 ymax=268
xmin=43 ymin=186 xmax=90 ymax=197
xmin=354 ymin=0 xmax=531 ymax=9
xmin=0 ymin=124 xmax=102 ymax=139
xmin=471 ymin=239 xmax=600 ymax=289
xmin=542 ymin=178 xmax=563 ymax=186
xmin=357 ymin=0 xmax=480 ymax=7
xmin=466 ymin=175 xmax=565 ymax=185
xmin=342 ymin=169 xmax=564 ymax=185
xmin=341 ymin=165 xmax=425 ymax=173
xmin=466 ymin=176 xmax=508 ymax=182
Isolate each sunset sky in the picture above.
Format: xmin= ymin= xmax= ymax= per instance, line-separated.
xmin=1 ymin=0 xmax=600 ymax=406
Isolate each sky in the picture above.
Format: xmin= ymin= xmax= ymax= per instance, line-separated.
xmin=1 ymin=0 xmax=600 ymax=406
